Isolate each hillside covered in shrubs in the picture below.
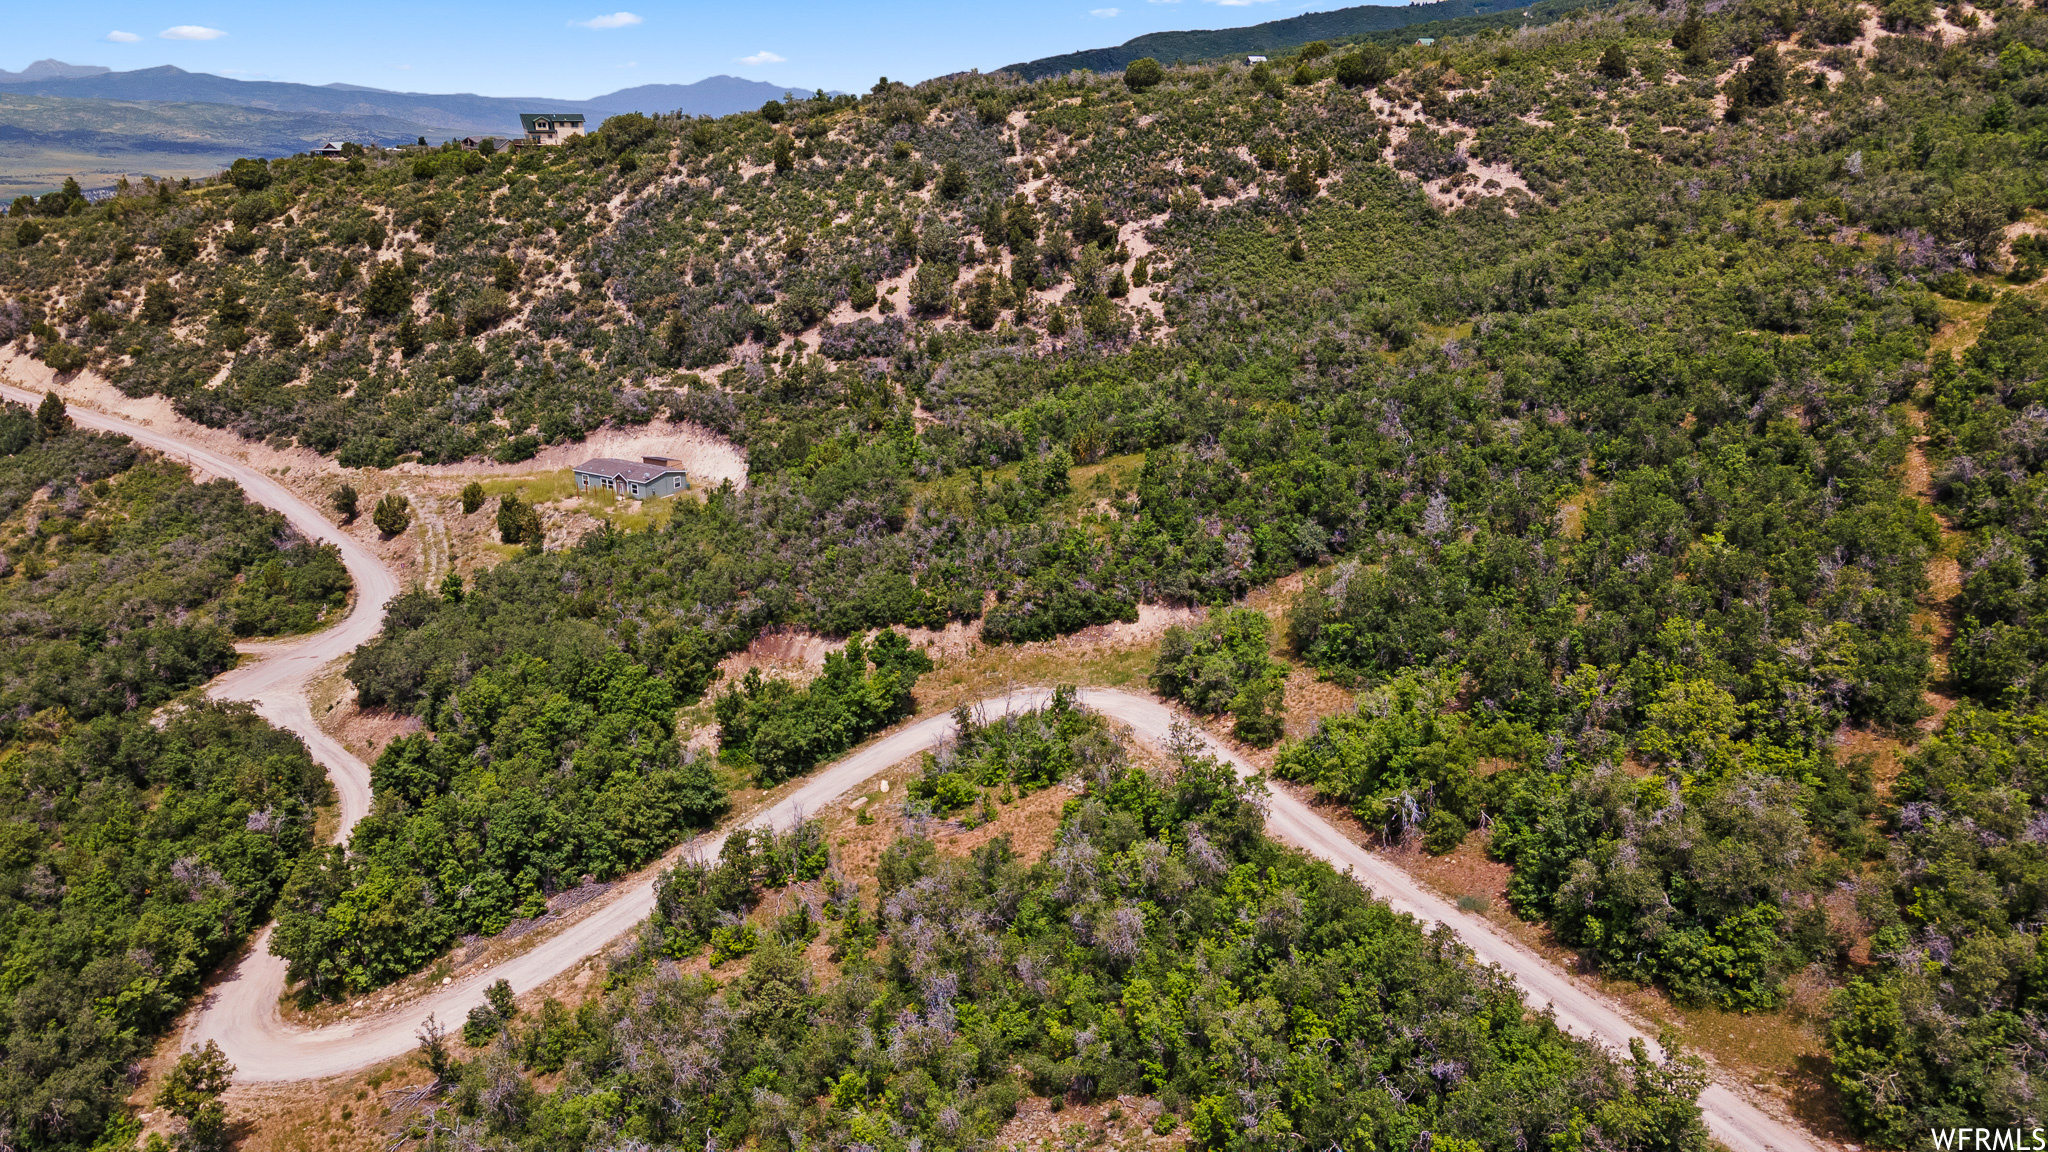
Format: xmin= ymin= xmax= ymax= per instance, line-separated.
xmin=413 ymin=700 xmax=1714 ymax=1152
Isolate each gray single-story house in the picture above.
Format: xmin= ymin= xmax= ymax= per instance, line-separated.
xmin=573 ymin=455 xmax=690 ymax=499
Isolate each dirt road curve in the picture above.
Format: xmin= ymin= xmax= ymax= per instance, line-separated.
xmin=0 ymin=383 xmax=397 ymax=836
xmin=0 ymin=385 xmax=1820 ymax=1151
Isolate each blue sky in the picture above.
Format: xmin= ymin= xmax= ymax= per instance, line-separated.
xmin=6 ymin=0 xmax=1368 ymax=99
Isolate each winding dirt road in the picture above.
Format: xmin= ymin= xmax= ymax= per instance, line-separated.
xmin=0 ymin=383 xmax=397 ymax=835
xmin=0 ymin=384 xmax=1823 ymax=1151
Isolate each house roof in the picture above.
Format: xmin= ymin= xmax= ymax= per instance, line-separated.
xmin=575 ymin=457 xmax=684 ymax=484
xmin=519 ymin=113 xmax=587 ymax=132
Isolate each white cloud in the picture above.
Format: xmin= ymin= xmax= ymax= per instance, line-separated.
xmin=737 ymin=50 xmax=786 ymax=66
xmin=574 ymin=11 xmax=642 ymax=28
xmin=1090 ymin=6 xmax=1121 ymax=14
xmin=104 ymin=30 xmax=141 ymax=42
xmin=159 ymin=25 xmax=226 ymax=39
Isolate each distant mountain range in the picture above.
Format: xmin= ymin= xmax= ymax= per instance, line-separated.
xmin=586 ymin=78 xmax=832 ymax=117
xmin=0 ymin=63 xmax=831 ymax=197
xmin=0 ymin=59 xmax=111 ymax=83
xmin=1002 ymin=0 xmax=1538 ymax=79
xmin=0 ymin=66 xmax=823 ymax=137
xmin=0 ymin=90 xmax=458 ymax=200
xmin=0 ymin=91 xmax=447 ymax=150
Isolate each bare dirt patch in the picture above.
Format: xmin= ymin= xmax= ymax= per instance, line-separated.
xmin=398 ymin=417 xmax=747 ymax=489
xmin=0 ymin=349 xmax=334 ymax=493
xmin=1929 ymin=3 xmax=1990 ymax=43
xmin=716 ymin=625 xmax=845 ymax=683
xmin=994 ymin=1094 xmax=1185 ymax=1152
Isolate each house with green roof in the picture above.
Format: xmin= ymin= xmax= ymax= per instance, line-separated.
xmin=519 ymin=113 xmax=587 ymax=147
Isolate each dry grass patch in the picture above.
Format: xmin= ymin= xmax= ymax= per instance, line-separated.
xmin=1930 ymin=294 xmax=1997 ymax=355
xmin=1605 ymin=978 xmax=1850 ymax=1142
xmin=201 ymin=1054 xmax=433 ymax=1152
xmin=916 ymin=640 xmax=1159 ymax=713
xmin=934 ymin=777 xmax=1083 ymax=864
xmin=993 ymin=1094 xmax=1186 ymax=1152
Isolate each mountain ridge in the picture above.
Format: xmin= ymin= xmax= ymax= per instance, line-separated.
xmin=1001 ymin=0 xmax=1537 ymax=78
xmin=0 ymin=59 xmax=110 ymax=84
xmin=0 ymin=67 xmax=824 ymax=136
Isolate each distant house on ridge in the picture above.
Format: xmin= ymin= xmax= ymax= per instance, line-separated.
xmin=572 ymin=455 xmax=690 ymax=499
xmin=310 ymin=141 xmax=349 ymax=158
xmin=519 ymin=113 xmax=587 ymax=146
xmin=1245 ymin=55 xmax=1268 ymax=65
